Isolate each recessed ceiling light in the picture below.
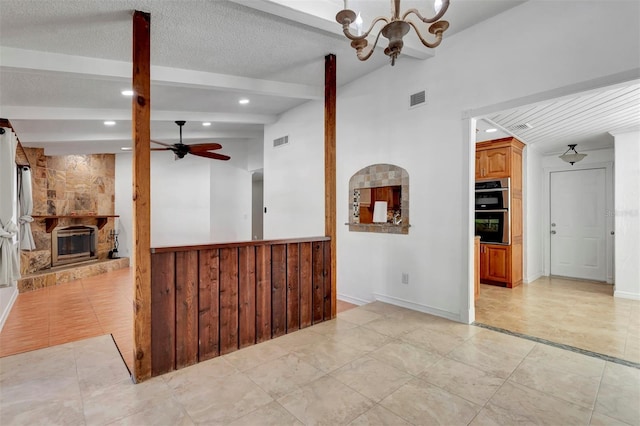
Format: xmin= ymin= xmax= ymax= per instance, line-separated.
xmin=120 ymin=147 xmax=132 ymax=151
xmin=104 ymin=120 xmax=116 ymax=126
xmin=485 ymin=128 xmax=498 ymax=133
xmin=202 ymin=122 xmax=212 ymax=126
xmin=239 ymin=99 xmax=250 ymax=105
xmin=121 ymin=90 xmax=134 ymax=96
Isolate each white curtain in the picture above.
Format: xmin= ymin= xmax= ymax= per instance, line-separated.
xmin=0 ymin=127 xmax=21 ymax=287
xmin=18 ymin=166 xmax=36 ymax=250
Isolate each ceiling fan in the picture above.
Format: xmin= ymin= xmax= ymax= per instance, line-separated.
xmin=151 ymin=121 xmax=230 ymax=161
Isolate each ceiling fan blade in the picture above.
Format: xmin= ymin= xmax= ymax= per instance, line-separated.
xmin=150 ymin=139 xmax=174 ymax=148
xmin=188 ymin=143 xmax=223 ymax=152
xmin=150 ymin=148 xmax=171 ymax=151
xmin=191 ymin=151 xmax=231 ymax=161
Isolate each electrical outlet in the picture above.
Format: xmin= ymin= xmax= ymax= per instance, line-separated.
xmin=401 ymin=272 xmax=409 ymax=284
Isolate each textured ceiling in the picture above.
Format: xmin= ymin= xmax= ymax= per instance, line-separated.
xmin=6 ymin=0 xmax=634 ymax=158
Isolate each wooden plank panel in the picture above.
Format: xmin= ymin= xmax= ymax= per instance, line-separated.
xmin=132 ymin=9 xmax=152 ymax=382
xmin=238 ymin=246 xmax=256 ymax=348
xmin=286 ymin=243 xmax=300 ymax=333
xmin=299 ymin=242 xmax=313 ymax=328
xmin=324 ymin=54 xmax=337 ymax=319
xmin=271 ymin=244 xmax=287 ymax=338
xmin=312 ymin=241 xmax=324 ymax=324
xmin=219 ymin=248 xmax=239 ymax=355
xmin=323 ymin=240 xmax=332 ymax=321
xmin=175 ymin=251 xmax=198 ymax=369
xmin=255 ymin=245 xmax=272 ymax=342
xmin=151 ymin=252 xmax=175 ymax=376
xmin=198 ymin=249 xmax=219 ymax=361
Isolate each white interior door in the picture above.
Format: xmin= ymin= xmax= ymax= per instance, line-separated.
xmin=550 ymin=168 xmax=606 ymax=281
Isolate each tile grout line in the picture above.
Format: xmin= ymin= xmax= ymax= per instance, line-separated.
xmin=473 ymin=322 xmax=640 ymax=370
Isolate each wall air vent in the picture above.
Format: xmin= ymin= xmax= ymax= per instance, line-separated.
xmin=409 ymin=90 xmax=427 ymax=109
xmin=273 ymin=135 xmax=289 ymax=148
xmin=508 ymin=123 xmax=533 ymax=131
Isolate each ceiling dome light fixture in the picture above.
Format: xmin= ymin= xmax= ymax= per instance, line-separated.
xmin=336 ymin=0 xmax=450 ymax=66
xmin=559 ymin=144 xmax=587 ymax=165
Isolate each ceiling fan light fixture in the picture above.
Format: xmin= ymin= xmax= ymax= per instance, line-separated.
xmin=336 ymin=0 xmax=450 ymax=66
xmin=559 ymin=144 xmax=587 ymax=165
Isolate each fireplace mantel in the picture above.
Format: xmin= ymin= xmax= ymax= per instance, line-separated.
xmin=33 ymin=215 xmax=119 ymax=233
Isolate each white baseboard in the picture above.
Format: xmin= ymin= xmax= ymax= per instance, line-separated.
xmin=372 ymin=293 xmax=461 ymax=323
xmin=614 ymin=290 xmax=640 ymax=300
xmin=0 ymin=286 xmax=19 ymax=333
xmin=337 ymin=293 xmax=371 ymax=306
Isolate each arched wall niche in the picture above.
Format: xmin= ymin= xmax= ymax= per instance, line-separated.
xmin=348 ymin=164 xmax=410 ymax=234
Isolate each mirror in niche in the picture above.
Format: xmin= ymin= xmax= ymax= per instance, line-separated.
xmin=356 ymin=185 xmax=402 ymax=224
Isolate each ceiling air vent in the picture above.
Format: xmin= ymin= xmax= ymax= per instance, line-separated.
xmin=508 ymin=123 xmax=533 ymax=131
xmin=409 ymin=90 xmax=427 ymax=109
xmin=273 ymin=135 xmax=289 ymax=148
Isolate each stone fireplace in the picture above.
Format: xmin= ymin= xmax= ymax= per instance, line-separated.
xmin=16 ymin=148 xmax=129 ymax=293
xmin=52 ymin=225 xmax=98 ymax=267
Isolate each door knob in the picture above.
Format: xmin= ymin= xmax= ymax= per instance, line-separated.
xmin=611 ymin=231 xmax=615 ymax=235
xmin=551 ymin=230 xmax=556 ymax=234
xmin=551 ymin=223 xmax=556 ymax=227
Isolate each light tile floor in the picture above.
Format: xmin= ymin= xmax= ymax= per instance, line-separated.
xmin=1 ymin=302 xmax=639 ymax=425
xmin=475 ymin=276 xmax=640 ymax=364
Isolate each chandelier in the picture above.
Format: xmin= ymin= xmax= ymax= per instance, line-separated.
xmin=336 ymin=0 xmax=450 ymax=66
xmin=559 ymin=144 xmax=587 ymax=165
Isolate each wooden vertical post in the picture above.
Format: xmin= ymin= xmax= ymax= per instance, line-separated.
xmin=132 ymin=10 xmax=152 ymax=383
xmin=324 ymin=54 xmax=337 ymax=318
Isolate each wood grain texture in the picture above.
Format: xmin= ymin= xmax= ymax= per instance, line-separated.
xmin=198 ymin=249 xmax=220 ymax=361
xmin=312 ymin=242 xmax=324 ymax=324
xmin=271 ymin=244 xmax=287 ymax=338
xmin=323 ymin=240 xmax=332 ymax=321
xmin=219 ymin=248 xmax=239 ymax=355
xmin=255 ymin=245 xmax=272 ymax=343
xmin=324 ymin=54 xmax=337 ymax=319
xmin=148 ymin=237 xmax=332 ymax=377
xmin=175 ymin=251 xmax=198 ymax=369
xmin=151 ymin=252 xmax=175 ymax=376
xmin=132 ymin=9 xmax=152 ymax=383
xmin=151 ymin=237 xmax=330 ymax=254
xmin=286 ymin=243 xmax=300 ymax=332
xmin=299 ymin=242 xmax=313 ymax=328
xmin=238 ymin=246 xmax=256 ymax=348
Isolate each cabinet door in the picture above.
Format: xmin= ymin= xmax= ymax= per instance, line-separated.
xmin=475 ymin=151 xmax=485 ymax=179
xmin=479 ymin=245 xmax=489 ymax=281
xmin=484 ymin=148 xmax=510 ymax=178
xmin=486 ymin=245 xmax=510 ymax=282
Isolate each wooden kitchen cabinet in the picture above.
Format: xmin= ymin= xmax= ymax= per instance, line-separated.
xmin=476 ymin=137 xmax=524 ymax=288
xmin=476 ymin=146 xmax=510 ymax=179
xmin=480 ymin=244 xmax=510 ymax=284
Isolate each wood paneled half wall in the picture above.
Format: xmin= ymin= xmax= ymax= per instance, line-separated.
xmin=149 ymin=237 xmax=332 ymax=376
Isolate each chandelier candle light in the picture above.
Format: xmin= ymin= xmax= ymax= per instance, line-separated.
xmin=336 ymin=0 xmax=450 ymax=65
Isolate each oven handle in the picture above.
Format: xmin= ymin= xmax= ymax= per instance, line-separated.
xmin=475 ymin=209 xmax=509 ymax=213
xmin=475 ymin=188 xmax=509 ymax=193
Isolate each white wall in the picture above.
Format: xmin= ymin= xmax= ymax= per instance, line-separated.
xmin=210 ymin=162 xmax=252 ymax=243
xmin=262 ymin=1 xmax=640 ymax=322
xmin=612 ymin=130 xmax=640 ymax=299
xmin=524 ymin=145 xmax=544 ymax=283
xmin=263 ymin=100 xmax=325 ymax=239
xmin=252 ymin=179 xmax=264 ymax=240
xmin=115 ymin=143 xmax=253 ymax=255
